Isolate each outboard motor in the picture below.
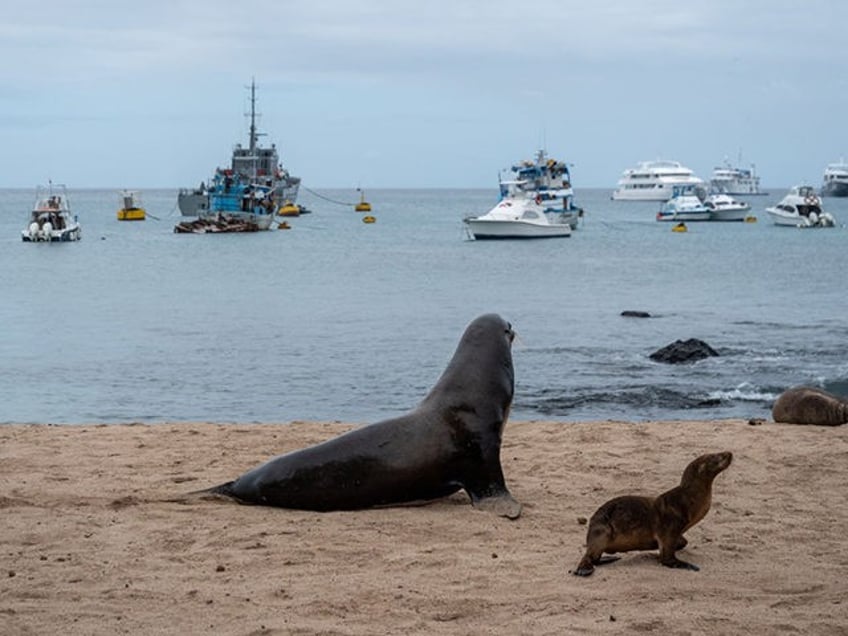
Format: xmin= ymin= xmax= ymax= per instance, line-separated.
xmin=40 ymin=221 xmax=53 ymax=241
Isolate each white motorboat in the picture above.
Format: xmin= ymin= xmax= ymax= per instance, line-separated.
xmin=21 ymin=183 xmax=81 ymax=242
xmin=498 ymin=149 xmax=584 ymax=229
xmin=821 ymin=159 xmax=848 ymax=197
xmin=464 ymin=196 xmax=572 ymax=239
xmin=765 ymin=186 xmax=836 ymax=228
xmin=655 ymin=186 xmax=711 ymax=222
xmin=703 ymin=192 xmax=752 ymax=222
xmin=709 ymin=158 xmax=765 ymax=195
xmin=612 ymin=159 xmax=704 ymax=201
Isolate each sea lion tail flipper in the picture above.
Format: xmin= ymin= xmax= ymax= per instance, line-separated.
xmin=181 ymin=481 xmax=237 ymax=499
xmin=471 ymin=491 xmax=522 ymax=519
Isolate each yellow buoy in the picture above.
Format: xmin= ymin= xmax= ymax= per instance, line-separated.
xmin=117 ymin=190 xmax=146 ymax=221
xmin=354 ymin=190 xmax=372 ymax=212
xmin=744 ymin=215 xmax=757 ymax=223
xmin=278 ymin=201 xmax=300 ymax=217
xmin=278 ymin=221 xmax=291 ymax=230
xmin=117 ymin=207 xmax=146 ymax=221
xmin=671 ymin=222 xmax=687 ymax=233
xmin=362 ymin=215 xmax=376 ymax=224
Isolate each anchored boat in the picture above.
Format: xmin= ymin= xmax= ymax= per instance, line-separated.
xmin=177 ymin=79 xmax=300 ymax=217
xmin=22 ymin=183 xmax=81 ymax=242
xmin=765 ymin=186 xmax=836 ymax=228
xmin=464 ymin=149 xmax=582 ymax=240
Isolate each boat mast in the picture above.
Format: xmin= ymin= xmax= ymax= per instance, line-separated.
xmin=248 ymin=78 xmax=257 ymax=154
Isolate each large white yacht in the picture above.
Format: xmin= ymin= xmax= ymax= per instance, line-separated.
xmin=710 ymin=159 xmax=764 ymax=195
xmin=612 ymin=160 xmax=704 ymax=201
xmin=822 ymin=159 xmax=848 ymax=197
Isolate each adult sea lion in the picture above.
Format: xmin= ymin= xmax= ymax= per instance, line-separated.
xmin=201 ymin=313 xmax=522 ymax=519
xmin=772 ymin=386 xmax=848 ymax=426
xmin=572 ymin=451 xmax=732 ymax=576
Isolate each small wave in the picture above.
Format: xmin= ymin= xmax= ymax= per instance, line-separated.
xmin=706 ymin=383 xmax=778 ymax=403
xmin=518 ymin=385 xmax=725 ymax=416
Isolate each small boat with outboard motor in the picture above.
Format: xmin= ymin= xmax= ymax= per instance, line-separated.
xmin=765 ymin=186 xmax=836 ymax=228
xmin=22 ymin=183 xmax=81 ymax=242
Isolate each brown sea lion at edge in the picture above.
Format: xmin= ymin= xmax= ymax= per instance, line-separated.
xmin=772 ymin=386 xmax=848 ymax=426
xmin=197 ymin=313 xmax=522 ymax=519
xmin=572 ymin=451 xmax=732 ymax=576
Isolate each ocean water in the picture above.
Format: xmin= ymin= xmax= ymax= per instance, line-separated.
xmin=1 ymin=186 xmax=846 ymax=425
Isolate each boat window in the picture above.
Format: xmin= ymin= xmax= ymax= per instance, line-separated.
xmin=523 ymin=211 xmax=539 ymax=220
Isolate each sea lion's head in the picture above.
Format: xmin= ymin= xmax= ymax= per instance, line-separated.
xmin=423 ymin=314 xmax=515 ymax=422
xmin=682 ymin=451 xmax=733 ymax=485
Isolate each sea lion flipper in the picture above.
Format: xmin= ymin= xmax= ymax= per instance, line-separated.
xmin=471 ymin=491 xmax=522 ymax=519
xmin=661 ymin=556 xmax=700 ymax=571
xmin=571 ymin=555 xmax=619 ymax=577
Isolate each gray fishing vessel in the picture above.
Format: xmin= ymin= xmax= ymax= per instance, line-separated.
xmin=177 ymin=80 xmax=300 ymax=216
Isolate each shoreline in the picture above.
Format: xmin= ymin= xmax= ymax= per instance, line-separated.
xmin=2 ymin=419 xmax=846 ymax=635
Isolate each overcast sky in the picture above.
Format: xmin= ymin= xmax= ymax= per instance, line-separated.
xmin=2 ymin=1 xmax=845 ymax=189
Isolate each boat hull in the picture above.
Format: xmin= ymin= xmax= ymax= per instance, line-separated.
xmin=822 ymin=181 xmax=848 ymax=197
xmin=709 ymin=211 xmax=749 ymax=222
xmin=708 ymin=207 xmax=751 ymax=222
xmin=178 ymin=182 xmax=300 ymax=217
xmin=766 ymin=209 xmax=836 ymax=228
xmin=612 ymin=182 xmax=703 ymax=202
xmin=464 ymin=219 xmax=572 ymax=239
xmin=22 ymin=226 xmax=81 ymax=242
xmin=656 ymin=211 xmax=711 ymax=222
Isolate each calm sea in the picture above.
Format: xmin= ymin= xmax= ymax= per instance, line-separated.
xmin=2 ymin=187 xmax=846 ymax=425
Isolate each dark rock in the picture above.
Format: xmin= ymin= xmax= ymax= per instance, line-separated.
xmin=621 ymin=310 xmax=651 ymax=318
xmin=649 ymin=339 xmax=719 ymax=364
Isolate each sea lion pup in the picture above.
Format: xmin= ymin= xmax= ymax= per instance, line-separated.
xmin=200 ymin=313 xmax=522 ymax=519
xmin=572 ymin=451 xmax=732 ymax=576
xmin=772 ymin=386 xmax=848 ymax=426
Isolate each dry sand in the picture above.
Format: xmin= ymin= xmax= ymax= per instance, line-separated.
xmin=2 ymin=419 xmax=847 ymax=635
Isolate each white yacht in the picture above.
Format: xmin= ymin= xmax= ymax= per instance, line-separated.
xmin=497 ymin=149 xmax=584 ymax=229
xmin=464 ymin=197 xmax=572 ymax=239
xmin=703 ymin=192 xmax=751 ymax=222
xmin=765 ymin=186 xmax=836 ymax=228
xmin=709 ymin=159 xmax=764 ymax=195
xmin=22 ymin=183 xmax=81 ymax=242
xmin=822 ymin=159 xmax=848 ymax=197
xmin=612 ymin=160 xmax=704 ymax=201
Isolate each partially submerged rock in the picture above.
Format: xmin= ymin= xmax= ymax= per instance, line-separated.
xmin=649 ymin=339 xmax=718 ymax=364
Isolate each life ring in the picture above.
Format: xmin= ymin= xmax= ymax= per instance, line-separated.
xmin=804 ymin=195 xmax=817 ymax=205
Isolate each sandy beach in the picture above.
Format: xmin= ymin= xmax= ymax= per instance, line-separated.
xmin=2 ymin=418 xmax=847 ymax=635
